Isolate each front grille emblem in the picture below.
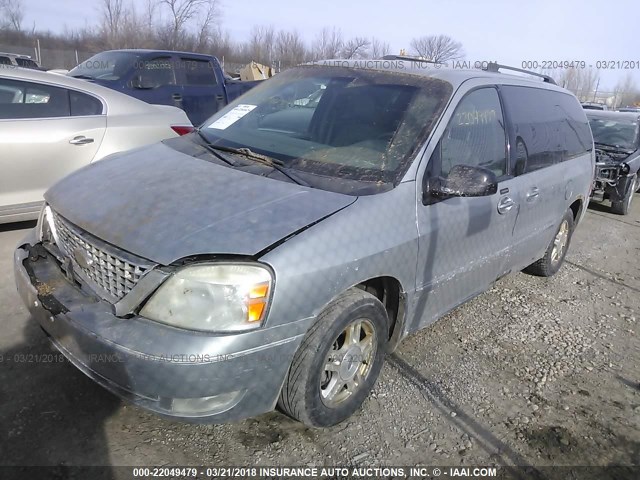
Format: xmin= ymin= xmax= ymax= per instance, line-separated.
xmin=73 ymin=247 xmax=94 ymax=270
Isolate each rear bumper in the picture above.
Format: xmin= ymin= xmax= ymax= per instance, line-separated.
xmin=13 ymin=232 xmax=308 ymax=423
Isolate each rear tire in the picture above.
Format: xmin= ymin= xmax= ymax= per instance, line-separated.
xmin=278 ymin=289 xmax=388 ymax=428
xmin=524 ymin=209 xmax=575 ymax=277
xmin=611 ymin=174 xmax=636 ymax=215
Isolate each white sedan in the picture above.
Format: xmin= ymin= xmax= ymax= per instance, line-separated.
xmin=0 ymin=67 xmax=193 ymax=223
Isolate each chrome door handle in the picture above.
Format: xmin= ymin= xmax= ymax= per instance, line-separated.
xmin=526 ymin=187 xmax=540 ymax=201
xmin=497 ymin=196 xmax=516 ymax=214
xmin=69 ymin=136 xmax=94 ymax=145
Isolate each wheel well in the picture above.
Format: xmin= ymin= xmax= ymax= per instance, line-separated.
xmin=569 ymin=199 xmax=582 ymax=222
xmin=355 ymin=276 xmax=405 ymax=349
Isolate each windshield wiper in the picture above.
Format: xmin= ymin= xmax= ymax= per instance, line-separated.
xmin=595 ymin=142 xmax=633 ymax=153
xmin=70 ymin=74 xmax=95 ymax=80
xmin=195 ymin=131 xmax=237 ymax=167
xmin=209 ymin=145 xmax=311 ymax=187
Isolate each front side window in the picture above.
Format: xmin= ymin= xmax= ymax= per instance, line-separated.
xmin=198 ymin=66 xmax=452 ymax=193
xmin=438 ymin=88 xmax=507 ymax=178
xmin=0 ymin=78 xmax=70 ymax=119
xmin=136 ymin=57 xmax=176 ymax=88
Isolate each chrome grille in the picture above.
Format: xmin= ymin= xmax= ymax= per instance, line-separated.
xmin=51 ymin=212 xmax=150 ymax=302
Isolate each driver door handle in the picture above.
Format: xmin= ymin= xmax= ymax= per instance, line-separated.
xmin=497 ymin=196 xmax=516 ymax=215
xmin=69 ymin=136 xmax=94 ymax=145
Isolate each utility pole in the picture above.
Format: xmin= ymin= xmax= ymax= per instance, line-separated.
xmin=593 ymin=78 xmax=600 ymax=102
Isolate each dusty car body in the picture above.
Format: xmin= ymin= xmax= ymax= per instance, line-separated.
xmin=0 ymin=67 xmax=193 ymax=223
xmin=15 ymin=62 xmax=594 ymax=427
xmin=587 ymin=110 xmax=640 ymax=214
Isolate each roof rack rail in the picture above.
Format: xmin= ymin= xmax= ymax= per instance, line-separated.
xmin=381 ymin=54 xmax=444 ymax=65
xmin=483 ymin=62 xmax=556 ymax=84
xmin=0 ymin=52 xmax=31 ymax=59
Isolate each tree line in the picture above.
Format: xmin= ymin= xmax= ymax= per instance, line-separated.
xmin=0 ymin=0 xmax=465 ymax=70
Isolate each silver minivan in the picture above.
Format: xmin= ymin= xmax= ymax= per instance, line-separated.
xmin=14 ymin=61 xmax=594 ymax=427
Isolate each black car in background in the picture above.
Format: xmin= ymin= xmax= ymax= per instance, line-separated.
xmin=587 ymin=110 xmax=640 ymax=214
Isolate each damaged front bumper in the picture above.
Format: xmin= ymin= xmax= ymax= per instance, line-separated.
xmin=13 ymin=229 xmax=305 ymax=423
xmin=591 ymin=162 xmax=634 ymax=202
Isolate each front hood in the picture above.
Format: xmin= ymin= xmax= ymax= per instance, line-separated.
xmin=45 ymin=143 xmax=356 ymax=265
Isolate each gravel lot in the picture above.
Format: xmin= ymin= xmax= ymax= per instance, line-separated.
xmin=0 ymin=197 xmax=638 ymax=477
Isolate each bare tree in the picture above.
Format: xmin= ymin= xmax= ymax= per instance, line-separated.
xmin=370 ymin=37 xmax=391 ymax=59
xmin=247 ymin=25 xmax=276 ymax=65
xmin=341 ymin=36 xmax=371 ymax=59
xmin=274 ymin=30 xmax=307 ymax=68
xmin=556 ymin=67 xmax=600 ymax=101
xmin=409 ymin=34 xmax=463 ymax=63
xmin=159 ymin=0 xmax=214 ymax=49
xmin=1 ymin=0 xmax=25 ymax=31
xmin=614 ymin=72 xmax=639 ymax=108
xmin=311 ymin=26 xmax=343 ymax=60
xmin=195 ymin=0 xmax=221 ymax=51
xmin=100 ymin=0 xmax=124 ymax=48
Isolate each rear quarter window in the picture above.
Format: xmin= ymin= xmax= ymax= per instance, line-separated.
xmin=501 ymin=86 xmax=592 ymax=174
xmin=15 ymin=58 xmax=39 ymax=69
xmin=70 ymin=90 xmax=103 ymax=116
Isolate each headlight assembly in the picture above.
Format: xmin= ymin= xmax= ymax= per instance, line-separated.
xmin=140 ymin=263 xmax=273 ymax=332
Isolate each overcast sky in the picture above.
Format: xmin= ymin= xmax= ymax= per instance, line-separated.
xmin=21 ymin=0 xmax=640 ymax=90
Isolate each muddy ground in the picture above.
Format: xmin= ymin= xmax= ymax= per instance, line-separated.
xmin=0 ymin=197 xmax=638 ymax=479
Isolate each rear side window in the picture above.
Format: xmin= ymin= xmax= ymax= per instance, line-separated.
xmin=70 ymin=91 xmax=103 ymax=116
xmin=0 ymin=56 xmax=11 ymax=65
xmin=501 ymin=86 xmax=592 ymax=174
xmin=0 ymin=78 xmax=70 ymax=119
xmin=180 ymin=58 xmax=217 ymax=86
xmin=436 ymin=87 xmax=507 ymax=178
xmin=15 ymin=58 xmax=39 ymax=69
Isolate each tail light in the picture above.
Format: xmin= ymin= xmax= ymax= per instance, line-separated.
xmin=171 ymin=125 xmax=195 ymax=136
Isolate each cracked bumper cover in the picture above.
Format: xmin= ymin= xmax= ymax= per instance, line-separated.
xmin=13 ymin=230 xmax=308 ymax=423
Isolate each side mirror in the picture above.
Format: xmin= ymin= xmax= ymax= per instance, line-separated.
xmin=426 ymin=164 xmax=498 ymax=200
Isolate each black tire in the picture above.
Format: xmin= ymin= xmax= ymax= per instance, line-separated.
xmin=278 ymin=288 xmax=388 ymax=427
xmin=611 ymin=174 xmax=637 ymax=215
xmin=524 ymin=209 xmax=575 ymax=277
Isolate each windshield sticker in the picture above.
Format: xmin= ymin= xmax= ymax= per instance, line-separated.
xmin=208 ymin=104 xmax=257 ymax=130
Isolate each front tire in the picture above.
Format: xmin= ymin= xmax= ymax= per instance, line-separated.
xmin=524 ymin=209 xmax=575 ymax=277
xmin=611 ymin=174 xmax=637 ymax=215
xmin=278 ymin=289 xmax=388 ymax=427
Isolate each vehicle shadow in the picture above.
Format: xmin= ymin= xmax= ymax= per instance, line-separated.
xmin=586 ymin=201 xmax=613 ymax=214
xmin=0 ymin=318 xmax=119 ymax=479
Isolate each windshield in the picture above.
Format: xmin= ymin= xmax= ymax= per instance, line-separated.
xmin=199 ymin=66 xmax=452 ymax=192
xmin=588 ymin=116 xmax=639 ymax=150
xmin=68 ymin=51 xmax=139 ymax=81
